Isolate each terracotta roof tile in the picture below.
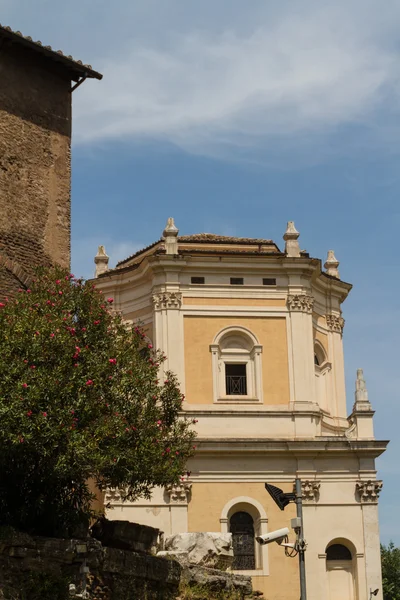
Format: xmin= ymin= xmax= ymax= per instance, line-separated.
xmin=0 ymin=24 xmax=102 ymax=81
xmin=178 ymin=233 xmax=275 ymax=244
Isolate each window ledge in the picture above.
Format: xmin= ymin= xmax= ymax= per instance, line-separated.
xmin=217 ymin=396 xmax=260 ymax=402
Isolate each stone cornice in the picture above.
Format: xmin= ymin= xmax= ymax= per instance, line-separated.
xmin=287 ymin=294 xmax=315 ymax=313
xmin=192 ymin=439 xmax=389 ymax=459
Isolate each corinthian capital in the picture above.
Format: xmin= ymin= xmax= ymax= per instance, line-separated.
xmin=355 ymin=480 xmax=383 ymax=503
xmin=293 ymin=480 xmax=321 ymax=501
xmin=152 ymin=291 xmax=182 ymax=310
xmin=165 ymin=482 xmax=192 ymax=504
xmin=287 ymin=294 xmax=314 ymax=313
xmin=326 ymin=314 xmax=345 ymax=334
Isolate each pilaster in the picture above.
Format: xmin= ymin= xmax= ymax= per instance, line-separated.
xmin=356 ymin=481 xmax=383 ymax=598
xmin=165 ymin=482 xmax=192 ymax=534
xmin=287 ymin=294 xmax=315 ymax=405
xmin=152 ymin=290 xmax=185 ymax=391
xmin=326 ymin=313 xmax=347 ymax=418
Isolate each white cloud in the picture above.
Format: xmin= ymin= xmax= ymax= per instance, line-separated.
xmin=71 ymin=1 xmax=400 ymax=162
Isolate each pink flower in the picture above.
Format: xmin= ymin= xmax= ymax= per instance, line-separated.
xmin=94 ymin=320 xmax=100 ymax=325
xmin=166 ymin=447 xmax=171 ymax=453
xmin=107 ymin=297 xmax=114 ymax=304
xmin=23 ymin=359 xmax=28 ymax=364
xmin=58 ymin=291 xmax=63 ymax=295
xmin=19 ymin=438 xmax=24 ymax=443
xmin=81 ymin=327 xmax=87 ymax=332
xmin=175 ymin=451 xmax=179 ymax=455
xmin=71 ymin=409 xmax=75 ymax=414
xmin=74 ymin=363 xmax=79 ymax=367
xmin=148 ymin=343 xmax=153 ymax=349
xmin=109 ymin=358 xmax=117 ymax=365
xmin=55 ymin=279 xmax=61 ymax=285
xmin=30 ymin=365 xmax=36 ymax=369
xmin=0 ymin=303 xmax=5 ymax=308
xmin=22 ymin=383 xmax=28 ymax=389
xmin=42 ymin=412 xmax=47 ymax=417
xmin=85 ymin=380 xmax=94 ymax=386
xmin=50 ymin=333 xmax=55 ymax=338
xmin=35 ymin=331 xmax=40 ymax=336
xmin=26 ymin=410 xmax=33 ymax=417
xmin=26 ymin=289 xmax=31 ymax=294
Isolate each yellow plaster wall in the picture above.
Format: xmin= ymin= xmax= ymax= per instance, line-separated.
xmin=183 ymin=316 xmax=290 ymax=405
xmin=183 ymin=297 xmax=286 ymax=307
xmin=188 ymin=482 xmax=299 ymax=599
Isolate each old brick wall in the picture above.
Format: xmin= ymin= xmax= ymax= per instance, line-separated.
xmin=0 ymin=41 xmax=72 ymax=297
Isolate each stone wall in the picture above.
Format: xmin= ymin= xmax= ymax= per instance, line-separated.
xmin=0 ymin=526 xmax=254 ymax=600
xmin=0 ymin=528 xmax=180 ymax=600
xmin=0 ymin=42 xmax=72 ymax=298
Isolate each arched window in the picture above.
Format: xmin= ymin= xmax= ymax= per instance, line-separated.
xmin=326 ymin=544 xmax=352 ymax=561
xmin=210 ymin=327 xmax=263 ymax=403
xmin=229 ymin=511 xmax=256 ymax=571
xmin=326 ymin=542 xmax=356 ymax=600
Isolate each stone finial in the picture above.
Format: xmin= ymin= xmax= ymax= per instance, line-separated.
xmin=163 ymin=217 xmax=179 ymax=255
xmin=283 ymin=221 xmax=301 ymax=257
xmin=324 ymin=250 xmax=340 ymax=278
xmin=94 ymin=245 xmax=109 ymax=277
xmin=355 ymin=369 xmax=369 ymax=402
xmin=353 ymin=368 xmax=372 ymax=412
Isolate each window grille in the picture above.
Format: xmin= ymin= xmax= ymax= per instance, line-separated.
xmin=225 ymin=363 xmax=247 ymax=395
xmin=230 ymin=511 xmax=256 ymax=570
xmin=326 ymin=544 xmax=352 ymax=561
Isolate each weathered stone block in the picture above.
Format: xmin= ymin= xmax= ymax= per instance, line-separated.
xmin=91 ymin=518 xmax=160 ymax=554
xmin=164 ymin=532 xmax=234 ymax=570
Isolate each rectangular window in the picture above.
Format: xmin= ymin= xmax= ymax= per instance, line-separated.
xmin=191 ymin=277 xmax=205 ymax=284
xmin=230 ymin=277 xmax=244 ymax=285
xmin=225 ymin=363 xmax=247 ymax=395
xmin=263 ymin=278 xmax=276 ymax=286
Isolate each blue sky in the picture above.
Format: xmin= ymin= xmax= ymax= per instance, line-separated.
xmin=3 ymin=0 xmax=400 ymax=543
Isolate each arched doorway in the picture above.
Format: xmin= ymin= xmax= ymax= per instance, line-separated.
xmin=326 ymin=543 xmax=356 ymax=600
xmin=229 ymin=511 xmax=256 ymax=570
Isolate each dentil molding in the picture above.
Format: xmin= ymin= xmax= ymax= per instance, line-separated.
xmin=165 ymin=482 xmax=192 ymax=504
xmin=287 ymin=294 xmax=315 ymax=314
xmin=152 ymin=291 xmax=182 ymax=310
xmin=355 ymin=480 xmax=383 ymax=503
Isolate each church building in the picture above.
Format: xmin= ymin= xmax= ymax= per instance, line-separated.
xmin=93 ymin=219 xmax=387 ymax=600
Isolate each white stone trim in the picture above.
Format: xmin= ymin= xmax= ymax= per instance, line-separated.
xmin=210 ymin=326 xmax=263 ymax=404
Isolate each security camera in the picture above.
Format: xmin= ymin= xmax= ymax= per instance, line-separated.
xmin=255 ymin=527 xmax=290 ymax=545
xmin=370 ymin=590 xmax=379 ymax=598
